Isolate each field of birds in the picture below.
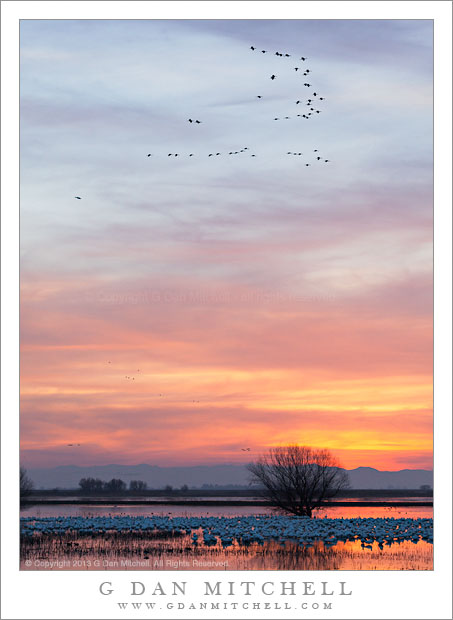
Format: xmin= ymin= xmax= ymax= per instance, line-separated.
xmin=21 ymin=514 xmax=433 ymax=571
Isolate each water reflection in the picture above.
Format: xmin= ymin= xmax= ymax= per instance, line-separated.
xmin=21 ymin=531 xmax=432 ymax=571
xmin=20 ymin=503 xmax=433 ymax=520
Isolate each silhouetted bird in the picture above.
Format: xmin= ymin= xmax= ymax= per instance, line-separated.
xmin=319 ymin=97 xmax=325 ymax=100
xmin=270 ymin=74 xmax=276 ymax=80
xmin=285 ymin=53 xmax=290 ymax=57
xmin=296 ymin=100 xmax=301 ymax=104
xmin=251 ymin=154 xmax=256 ymax=157
xmin=257 ymin=95 xmax=262 ymax=98
xmin=294 ymin=67 xmax=299 ymax=71
xmin=195 ymin=120 xmax=201 ymax=124
xmin=250 ymin=46 xmax=255 ymax=50
xmin=216 ymin=153 xmax=221 ymax=156
xmin=274 ymin=118 xmax=279 ymax=121
xmin=189 ymin=153 xmax=194 ymax=157
xmin=208 ymin=154 xmax=213 ymax=157
xmin=314 ymin=149 xmax=318 ymax=152
xmin=313 ymin=92 xmax=317 ymax=96
xmin=188 ymin=119 xmax=193 ymax=123
xmin=241 ymin=448 xmax=251 ymax=451
xmin=147 ymin=154 xmax=152 ymax=157
xmin=301 ymin=56 xmax=306 ymax=61
xmin=261 ymin=50 xmax=266 ymax=53
xmin=168 ymin=154 xmax=172 ymax=156
xmin=305 ymin=163 xmax=310 ymax=166
xmin=75 ymin=196 xmax=81 ymax=199
xmin=317 ymin=157 xmax=321 ymax=160
xmin=324 ymin=160 xmax=330 ymax=163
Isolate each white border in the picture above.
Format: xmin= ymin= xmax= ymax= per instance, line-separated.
xmin=2 ymin=2 xmax=451 ymax=619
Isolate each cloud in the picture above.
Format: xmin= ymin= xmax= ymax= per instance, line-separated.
xmin=19 ymin=19 xmax=433 ymax=469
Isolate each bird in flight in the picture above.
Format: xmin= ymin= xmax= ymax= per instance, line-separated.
xmin=270 ymin=74 xmax=276 ymax=80
xmin=257 ymin=95 xmax=262 ymax=98
xmin=250 ymin=46 xmax=255 ymax=50
xmin=241 ymin=448 xmax=251 ymax=451
xmin=195 ymin=120 xmax=201 ymax=124
xmin=147 ymin=154 xmax=152 ymax=157
xmin=301 ymin=56 xmax=307 ymax=61
xmin=74 ymin=196 xmax=81 ymax=200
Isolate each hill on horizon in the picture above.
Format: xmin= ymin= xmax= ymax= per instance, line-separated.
xmin=24 ymin=463 xmax=433 ymax=490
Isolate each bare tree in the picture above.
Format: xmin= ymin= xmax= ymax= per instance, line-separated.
xmin=79 ymin=477 xmax=105 ymax=493
xmin=129 ymin=480 xmax=148 ymax=492
xmin=247 ymin=445 xmax=350 ymax=517
xmin=20 ymin=466 xmax=34 ymax=499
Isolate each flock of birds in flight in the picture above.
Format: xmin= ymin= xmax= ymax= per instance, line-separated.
xmin=74 ymin=44 xmax=330 ymax=199
xmin=138 ymin=45 xmax=330 ymax=167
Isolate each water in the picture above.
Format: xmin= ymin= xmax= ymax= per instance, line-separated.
xmin=20 ymin=503 xmax=433 ymax=571
xmin=20 ymin=502 xmax=433 ymax=519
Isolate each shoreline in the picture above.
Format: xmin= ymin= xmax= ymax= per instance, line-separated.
xmin=21 ymin=499 xmax=433 ymax=507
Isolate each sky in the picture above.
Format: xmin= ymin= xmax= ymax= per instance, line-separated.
xmin=19 ymin=19 xmax=433 ymax=471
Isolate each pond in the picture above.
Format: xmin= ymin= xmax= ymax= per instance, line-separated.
xmin=20 ymin=508 xmax=433 ymax=571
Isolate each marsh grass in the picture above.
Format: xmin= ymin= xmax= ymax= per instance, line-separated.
xmin=21 ymin=528 xmax=432 ymax=571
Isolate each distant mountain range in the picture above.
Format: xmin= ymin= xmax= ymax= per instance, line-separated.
xmin=26 ymin=463 xmax=433 ymax=490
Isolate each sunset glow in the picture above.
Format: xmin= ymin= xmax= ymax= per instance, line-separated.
xmin=20 ymin=19 xmax=432 ymax=471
